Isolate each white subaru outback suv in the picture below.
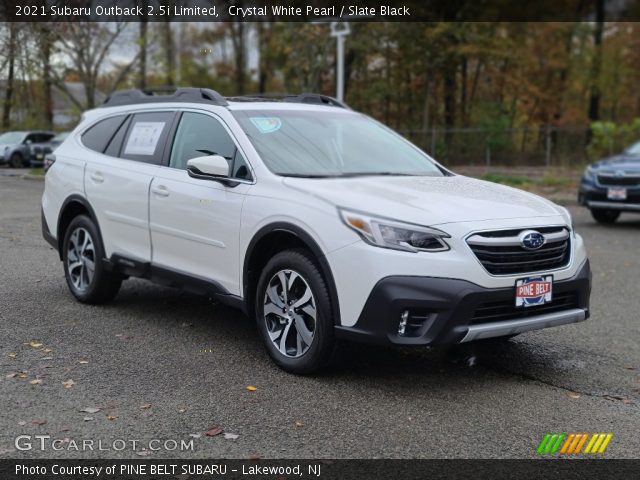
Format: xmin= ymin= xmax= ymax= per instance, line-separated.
xmin=42 ymin=88 xmax=591 ymax=374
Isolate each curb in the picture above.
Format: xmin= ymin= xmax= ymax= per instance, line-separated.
xmin=22 ymin=174 xmax=45 ymax=182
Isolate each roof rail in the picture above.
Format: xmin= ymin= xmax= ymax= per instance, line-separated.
xmin=101 ymin=87 xmax=228 ymax=107
xmin=226 ymin=92 xmax=349 ymax=109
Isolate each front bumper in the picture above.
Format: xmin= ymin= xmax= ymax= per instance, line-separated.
xmin=579 ymin=181 xmax=640 ymax=212
xmin=334 ymin=260 xmax=591 ymax=346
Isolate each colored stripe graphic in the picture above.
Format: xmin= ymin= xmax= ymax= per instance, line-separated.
xmin=538 ymin=433 xmax=613 ymax=454
xmin=537 ymin=433 xmax=566 ymax=454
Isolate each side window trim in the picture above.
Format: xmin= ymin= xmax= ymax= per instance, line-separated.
xmin=167 ymin=108 xmax=255 ymax=182
xmin=104 ymin=114 xmax=131 ymax=156
xmin=160 ymin=111 xmax=183 ymax=167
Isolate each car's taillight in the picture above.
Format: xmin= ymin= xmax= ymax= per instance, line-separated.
xmin=44 ymin=154 xmax=56 ymax=172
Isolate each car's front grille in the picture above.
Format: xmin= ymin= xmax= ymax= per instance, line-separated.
xmin=471 ymin=291 xmax=579 ymax=324
xmin=597 ymin=174 xmax=640 ymax=187
xmin=467 ymin=227 xmax=571 ymax=275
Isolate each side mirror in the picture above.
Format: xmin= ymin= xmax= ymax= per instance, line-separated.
xmin=187 ymin=155 xmax=230 ymax=179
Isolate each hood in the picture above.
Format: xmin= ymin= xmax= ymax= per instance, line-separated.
xmin=282 ymin=175 xmax=563 ymax=226
xmin=592 ymin=154 xmax=640 ymax=171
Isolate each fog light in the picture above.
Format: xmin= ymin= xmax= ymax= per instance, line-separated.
xmin=398 ymin=310 xmax=409 ymax=335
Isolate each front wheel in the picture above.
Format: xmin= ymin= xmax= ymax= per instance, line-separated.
xmin=590 ymin=208 xmax=620 ymax=224
xmin=9 ymin=153 xmax=25 ymax=168
xmin=255 ymin=249 xmax=335 ymax=374
xmin=62 ymin=215 xmax=122 ymax=304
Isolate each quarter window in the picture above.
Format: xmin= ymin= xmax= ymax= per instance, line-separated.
xmin=81 ymin=115 xmax=127 ymax=153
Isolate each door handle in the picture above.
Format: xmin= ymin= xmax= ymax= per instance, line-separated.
xmin=151 ymin=185 xmax=170 ymax=197
xmin=89 ymin=171 xmax=104 ymax=183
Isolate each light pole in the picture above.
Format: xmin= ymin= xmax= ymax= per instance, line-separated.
xmin=330 ymin=22 xmax=351 ymax=102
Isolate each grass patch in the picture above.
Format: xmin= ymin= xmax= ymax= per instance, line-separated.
xmin=480 ymin=172 xmax=574 ymax=188
xmin=480 ymin=173 xmax=532 ymax=186
xmin=28 ymin=168 xmax=45 ymax=176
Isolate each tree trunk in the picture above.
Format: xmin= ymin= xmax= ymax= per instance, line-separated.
xmin=443 ymin=63 xmax=457 ymax=144
xmin=139 ymin=15 xmax=148 ymax=89
xmin=2 ymin=23 xmax=16 ymax=129
xmin=41 ymin=27 xmax=54 ymax=129
xmin=231 ymin=22 xmax=246 ymax=94
xmin=588 ymin=0 xmax=605 ymax=122
xmin=163 ymin=20 xmax=174 ymax=86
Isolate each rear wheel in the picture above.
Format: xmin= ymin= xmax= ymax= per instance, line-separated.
xmin=590 ymin=208 xmax=620 ymax=224
xmin=255 ymin=249 xmax=335 ymax=374
xmin=62 ymin=215 xmax=121 ymax=304
xmin=9 ymin=153 xmax=24 ymax=168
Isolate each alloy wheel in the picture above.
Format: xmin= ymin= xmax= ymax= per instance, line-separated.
xmin=263 ymin=269 xmax=317 ymax=358
xmin=66 ymin=227 xmax=96 ymax=292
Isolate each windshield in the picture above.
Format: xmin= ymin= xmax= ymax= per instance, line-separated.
xmin=0 ymin=132 xmax=26 ymax=144
xmin=625 ymin=141 xmax=640 ymax=156
xmin=52 ymin=132 xmax=69 ymax=143
xmin=232 ymin=109 xmax=444 ymax=177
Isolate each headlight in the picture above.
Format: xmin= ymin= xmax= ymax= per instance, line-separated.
xmin=557 ymin=205 xmax=573 ymax=231
xmin=583 ymin=165 xmax=595 ymax=179
xmin=339 ymin=209 xmax=450 ymax=252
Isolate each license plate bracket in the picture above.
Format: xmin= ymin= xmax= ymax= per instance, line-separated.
xmin=515 ymin=275 xmax=553 ymax=308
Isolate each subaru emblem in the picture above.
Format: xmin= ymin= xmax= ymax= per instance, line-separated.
xmin=520 ymin=230 xmax=545 ymax=250
xmin=615 ymin=170 xmax=625 ymax=178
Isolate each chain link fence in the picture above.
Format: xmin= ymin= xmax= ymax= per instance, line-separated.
xmin=398 ymin=127 xmax=625 ymax=168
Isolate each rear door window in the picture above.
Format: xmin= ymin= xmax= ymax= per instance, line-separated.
xmin=120 ymin=112 xmax=174 ymax=165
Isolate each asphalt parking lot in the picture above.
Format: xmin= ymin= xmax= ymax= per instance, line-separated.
xmin=0 ymin=171 xmax=638 ymax=459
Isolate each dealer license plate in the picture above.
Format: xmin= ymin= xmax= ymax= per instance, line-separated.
xmin=607 ymin=187 xmax=627 ymax=200
xmin=515 ymin=275 xmax=553 ymax=307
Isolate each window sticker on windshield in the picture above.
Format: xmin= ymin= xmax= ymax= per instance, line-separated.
xmin=123 ymin=122 xmax=165 ymax=155
xmin=250 ymin=117 xmax=281 ymax=134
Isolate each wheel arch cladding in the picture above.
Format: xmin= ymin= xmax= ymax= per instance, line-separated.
xmin=56 ymin=195 xmax=102 ymax=260
xmin=243 ymin=223 xmax=341 ymax=325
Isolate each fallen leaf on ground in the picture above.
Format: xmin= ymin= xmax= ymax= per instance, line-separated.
xmin=249 ymin=453 xmax=261 ymax=460
xmin=29 ymin=341 xmax=43 ymax=348
xmin=140 ymin=403 xmax=152 ymax=410
xmin=31 ymin=419 xmax=47 ymax=426
xmin=189 ymin=433 xmax=201 ymax=439
xmin=294 ymin=421 xmax=304 ymax=428
xmin=83 ymin=417 xmax=94 ymax=422
xmin=62 ymin=379 xmax=75 ymax=389
xmin=80 ymin=407 xmax=101 ymax=414
xmin=624 ymin=366 xmax=635 ymax=370
xmin=18 ymin=373 xmax=28 ymax=379
xmin=29 ymin=379 xmax=43 ymax=385
xmin=8 ymin=352 xmax=17 ymax=358
xmin=178 ymin=408 xmax=187 ymax=413
xmin=224 ymin=433 xmax=239 ymax=440
xmin=6 ymin=373 xmax=17 ymax=379
xmin=246 ymin=385 xmax=257 ymax=392
xmin=106 ymin=415 xmax=117 ymax=421
xmin=18 ymin=421 xmax=26 ymax=426
xmin=79 ymin=360 xmax=89 ymax=364
xmin=567 ymin=392 xmax=580 ymax=399
xmin=42 ymin=348 xmax=52 ymax=353
xmin=623 ymin=399 xmax=634 ymax=405
xmin=204 ymin=425 xmax=223 ymax=437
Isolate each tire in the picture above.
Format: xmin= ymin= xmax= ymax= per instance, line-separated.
xmin=255 ymin=249 xmax=335 ymax=374
xmin=9 ymin=152 xmax=25 ymax=168
xmin=590 ymin=208 xmax=620 ymax=224
xmin=62 ymin=214 xmax=122 ymax=304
